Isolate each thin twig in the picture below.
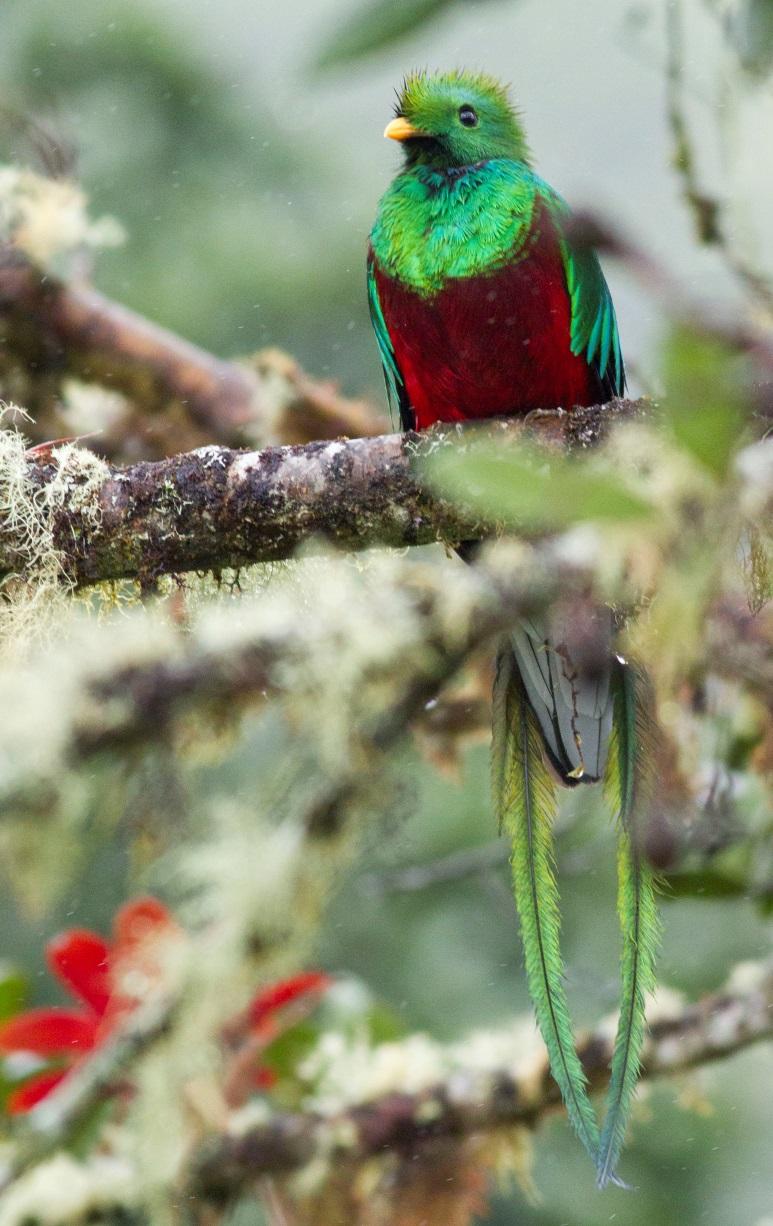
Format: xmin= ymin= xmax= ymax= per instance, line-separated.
xmin=0 ymin=992 xmax=173 ymax=1194
xmin=359 ymin=840 xmax=509 ymax=895
xmin=665 ymin=0 xmax=773 ymax=316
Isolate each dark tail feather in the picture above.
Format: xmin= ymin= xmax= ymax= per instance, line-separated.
xmin=458 ymin=534 xmax=614 ymax=787
xmin=510 ymin=609 xmax=615 ymax=785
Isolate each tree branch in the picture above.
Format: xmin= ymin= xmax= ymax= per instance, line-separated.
xmin=0 ymin=252 xmax=259 ymax=441
xmin=0 ymin=252 xmax=384 ymax=456
xmin=0 ymin=542 xmax=573 ymax=818
xmin=10 ymin=398 xmax=645 ymax=587
xmin=190 ymin=958 xmax=773 ymax=1202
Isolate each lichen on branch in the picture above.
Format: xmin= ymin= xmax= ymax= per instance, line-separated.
xmin=189 ymin=957 xmax=773 ymax=1206
xmin=3 ymin=399 xmax=644 ymax=589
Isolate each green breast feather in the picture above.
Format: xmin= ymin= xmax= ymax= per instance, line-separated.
xmin=368 ymin=159 xmax=624 ymax=399
xmin=370 ymin=159 xmax=536 ymax=295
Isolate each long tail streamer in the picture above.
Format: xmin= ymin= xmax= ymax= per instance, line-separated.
xmin=492 ymin=643 xmax=601 ymax=1165
xmin=596 ymin=662 xmax=661 ymax=1189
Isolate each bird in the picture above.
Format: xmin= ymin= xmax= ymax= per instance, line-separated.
xmin=367 ymin=68 xmax=659 ymax=1187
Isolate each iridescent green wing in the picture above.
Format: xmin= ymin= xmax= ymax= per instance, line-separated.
xmin=367 ymin=249 xmax=413 ymax=430
xmin=542 ymin=189 xmax=625 ymax=398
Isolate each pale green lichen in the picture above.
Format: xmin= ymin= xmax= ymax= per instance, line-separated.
xmin=0 ymin=551 xmax=459 ymax=1204
xmin=48 ymin=442 xmax=111 ymax=516
xmin=0 ymin=412 xmax=110 ymax=656
xmin=0 ymin=1154 xmax=136 ymax=1226
xmin=0 ymin=164 xmax=124 ymax=276
xmin=60 ymin=379 xmax=130 ymax=439
xmin=0 ymin=409 xmax=68 ymax=654
xmin=297 ymin=1016 xmax=544 ymax=1118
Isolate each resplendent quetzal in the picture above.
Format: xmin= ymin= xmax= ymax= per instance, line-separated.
xmin=368 ymin=69 xmax=659 ymax=1188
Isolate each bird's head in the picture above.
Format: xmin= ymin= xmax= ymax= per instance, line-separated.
xmin=385 ymin=69 xmax=530 ymax=169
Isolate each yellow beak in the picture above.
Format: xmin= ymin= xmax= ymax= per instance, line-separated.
xmin=384 ymin=116 xmax=425 ymax=142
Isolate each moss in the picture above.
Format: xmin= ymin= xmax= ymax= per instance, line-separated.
xmin=0 ymin=1154 xmax=137 ymax=1226
xmin=0 ymin=409 xmax=68 ymax=654
xmin=0 ymin=415 xmax=111 ymax=654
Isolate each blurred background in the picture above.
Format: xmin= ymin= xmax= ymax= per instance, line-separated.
xmin=1 ymin=0 xmax=772 ymax=1221
xmin=2 ymin=0 xmax=773 ymax=396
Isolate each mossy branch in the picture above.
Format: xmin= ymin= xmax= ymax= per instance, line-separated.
xmin=0 ymin=251 xmax=383 ymax=454
xmin=7 ymin=399 xmax=645 ymax=588
xmin=0 ymin=251 xmax=258 ymax=441
xmin=187 ymin=958 xmax=773 ymax=1202
xmin=0 ymin=543 xmax=575 ymax=819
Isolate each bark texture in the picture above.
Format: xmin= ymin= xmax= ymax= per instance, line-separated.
xmin=12 ymin=399 xmax=645 ymax=587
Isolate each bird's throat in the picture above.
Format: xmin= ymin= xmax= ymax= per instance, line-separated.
xmin=370 ymin=159 xmax=538 ymax=296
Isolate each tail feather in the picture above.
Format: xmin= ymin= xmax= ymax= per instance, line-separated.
xmin=596 ymin=662 xmax=661 ymax=1189
xmin=493 ymin=643 xmax=601 ymax=1163
xmin=511 ymin=610 xmax=614 ymax=785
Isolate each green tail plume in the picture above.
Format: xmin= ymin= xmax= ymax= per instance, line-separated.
xmin=493 ymin=643 xmax=601 ymax=1164
xmin=596 ymin=662 xmax=661 ymax=1189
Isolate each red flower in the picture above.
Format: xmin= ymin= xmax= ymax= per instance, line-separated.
xmin=222 ymin=971 xmax=333 ymax=1106
xmin=249 ymin=971 xmax=332 ymax=1034
xmin=0 ymin=899 xmax=332 ymax=1116
xmin=0 ymin=898 xmax=178 ymax=1114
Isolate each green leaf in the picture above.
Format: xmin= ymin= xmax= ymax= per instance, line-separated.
xmin=663 ymin=326 xmax=746 ymax=477
xmin=259 ymin=1019 xmax=321 ymax=1104
xmin=363 ymin=1000 xmax=405 ymax=1044
xmin=316 ymin=0 xmax=461 ymax=68
xmin=426 ymin=443 xmax=653 ymax=531
xmin=0 ymin=963 xmax=26 ymax=1022
xmin=662 ymin=868 xmax=748 ymax=900
xmin=259 ymin=987 xmax=404 ymax=1105
xmin=731 ymin=0 xmax=773 ymax=76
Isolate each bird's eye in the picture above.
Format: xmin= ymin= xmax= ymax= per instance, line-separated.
xmin=458 ymin=106 xmax=478 ymax=128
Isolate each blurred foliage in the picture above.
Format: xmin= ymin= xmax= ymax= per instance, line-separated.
xmin=317 ymin=0 xmax=455 ymax=67
xmin=663 ymin=327 xmax=747 ymax=477
xmin=0 ymin=2 xmax=360 ymax=371
xmin=261 ymin=981 xmax=404 ymax=1107
xmin=714 ymin=0 xmax=773 ymax=77
xmin=0 ymin=966 xmax=26 ymax=1117
xmin=426 ymin=438 xmax=654 ymax=530
xmin=316 ymin=0 xmax=501 ymax=68
xmin=0 ymin=965 xmax=25 ymax=1026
